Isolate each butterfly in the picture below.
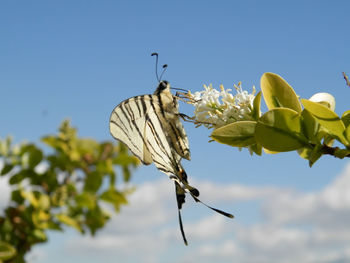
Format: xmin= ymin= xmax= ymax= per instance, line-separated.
xmin=109 ymin=53 xmax=233 ymax=245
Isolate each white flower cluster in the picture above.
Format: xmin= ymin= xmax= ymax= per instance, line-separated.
xmin=189 ymin=83 xmax=256 ymax=129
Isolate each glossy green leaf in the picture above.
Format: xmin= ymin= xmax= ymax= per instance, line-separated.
xmin=301 ymin=99 xmax=348 ymax=146
xmin=316 ymin=127 xmax=335 ymax=147
xmin=249 ymin=143 xmax=262 ymax=156
xmin=211 ymin=121 xmax=257 ymax=147
xmin=345 ymin=125 xmax=350 ymax=142
xmin=0 ymin=241 xmax=16 ymax=260
xmin=308 ymin=144 xmax=323 ymax=167
xmin=251 ymin=91 xmax=261 ymax=120
xmin=261 ymin=72 xmax=302 ymax=112
xmin=301 ymin=109 xmax=320 ymax=143
xmin=255 ymin=108 xmax=307 ymax=152
xmin=297 ymin=147 xmax=312 ymax=160
xmin=341 ymin=110 xmax=350 ymax=127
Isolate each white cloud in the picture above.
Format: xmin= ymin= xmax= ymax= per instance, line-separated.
xmin=0 ymin=176 xmax=11 ymax=212
xmin=28 ymin=163 xmax=350 ymax=263
xmin=263 ymin=163 xmax=350 ymax=227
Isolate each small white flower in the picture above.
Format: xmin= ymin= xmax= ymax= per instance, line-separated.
xmin=187 ymin=82 xmax=256 ymax=128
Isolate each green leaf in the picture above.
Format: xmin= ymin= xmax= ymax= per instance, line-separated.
xmin=28 ymin=147 xmax=43 ymax=168
xmin=297 ymin=147 xmax=312 ymax=160
xmin=261 ymin=72 xmax=302 ymax=112
xmin=341 ymin=110 xmax=350 ymax=127
xmin=0 ymin=241 xmax=16 ymax=260
xmin=41 ymin=136 xmax=61 ymax=149
xmin=255 ymin=108 xmax=307 ymax=152
xmin=301 ymin=99 xmax=348 ymax=146
xmin=100 ymin=188 xmax=128 ymax=212
xmin=0 ymin=163 xmax=13 ymax=176
xmin=251 ymin=91 xmax=261 ymax=120
xmin=211 ymin=121 xmax=257 ymax=147
xmin=0 ymin=136 xmax=12 ymax=156
xmin=21 ymin=191 xmax=39 ymax=207
xmin=19 ymin=144 xmax=42 ymax=167
xmin=38 ymin=194 xmax=50 ymax=210
xmin=113 ymin=154 xmax=139 ymax=166
xmin=9 ymin=169 xmax=37 ymax=185
xmin=9 ymin=172 xmax=26 ymax=184
xmin=249 ymin=143 xmax=262 ymax=156
xmin=308 ymin=144 xmax=323 ymax=167
xmin=345 ymin=125 xmax=350 ymax=143
xmin=85 ymin=206 xmax=110 ymax=236
xmin=32 ymin=210 xmax=51 ymax=229
xmin=84 ymin=171 xmax=102 ymax=193
xmin=122 ymin=166 xmax=131 ymax=182
xmin=75 ymin=192 xmax=96 ymax=209
xmin=301 ymin=109 xmax=320 ymax=143
xmin=55 ymin=214 xmax=83 ymax=233
xmin=32 ymin=229 xmax=47 ymax=241
xmin=11 ymin=190 xmax=25 ymax=204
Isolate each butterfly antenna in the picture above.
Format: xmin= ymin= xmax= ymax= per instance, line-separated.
xmin=151 ymin=52 xmax=160 ymax=82
xmin=159 ymin=64 xmax=168 ymax=81
xmin=171 ymin=87 xmax=188 ymax=92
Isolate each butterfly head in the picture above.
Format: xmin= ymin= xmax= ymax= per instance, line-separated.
xmin=154 ymin=80 xmax=170 ymax=95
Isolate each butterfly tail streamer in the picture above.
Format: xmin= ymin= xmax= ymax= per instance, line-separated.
xmin=171 ymin=175 xmax=234 ymax=219
xmin=190 ymin=194 xmax=234 ymax=219
xmin=178 ymin=210 xmax=188 ymax=246
xmin=179 ymin=177 xmax=234 ymax=219
xmin=175 ymin=182 xmax=188 ymax=245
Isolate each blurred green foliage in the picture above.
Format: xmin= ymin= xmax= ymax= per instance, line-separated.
xmin=0 ymin=120 xmax=139 ymax=262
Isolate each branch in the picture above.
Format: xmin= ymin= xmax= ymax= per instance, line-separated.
xmin=319 ymin=143 xmax=350 ymax=158
xmin=343 ymin=72 xmax=350 ymax=87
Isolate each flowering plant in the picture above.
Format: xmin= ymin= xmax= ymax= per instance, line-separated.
xmin=189 ymin=83 xmax=256 ymax=129
xmin=183 ymin=72 xmax=350 ymax=166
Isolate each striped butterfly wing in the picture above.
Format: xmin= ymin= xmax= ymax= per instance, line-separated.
xmin=110 ymin=95 xmax=154 ymax=165
xmin=109 ymin=92 xmax=189 ymax=171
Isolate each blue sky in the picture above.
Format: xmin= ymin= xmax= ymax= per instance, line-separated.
xmin=1 ymin=1 xmax=350 ymax=262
